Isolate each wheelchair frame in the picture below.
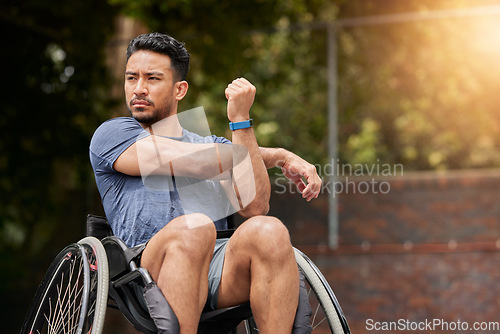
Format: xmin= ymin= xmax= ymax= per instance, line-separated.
xmin=19 ymin=215 xmax=350 ymax=334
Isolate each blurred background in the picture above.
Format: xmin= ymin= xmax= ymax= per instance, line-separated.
xmin=2 ymin=0 xmax=499 ymax=332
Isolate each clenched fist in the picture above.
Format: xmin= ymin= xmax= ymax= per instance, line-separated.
xmin=225 ymin=78 xmax=256 ymax=123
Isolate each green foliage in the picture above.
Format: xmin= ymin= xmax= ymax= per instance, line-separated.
xmin=245 ymin=25 xmax=331 ymax=164
xmin=337 ymin=0 xmax=500 ymax=170
xmin=1 ymin=0 xmax=118 ymax=247
xmin=1 ymin=0 xmax=118 ymax=329
xmin=110 ymin=0 xmax=500 ymax=171
xmin=344 ymin=118 xmax=387 ymax=166
xmin=108 ymin=0 xmax=339 ymax=165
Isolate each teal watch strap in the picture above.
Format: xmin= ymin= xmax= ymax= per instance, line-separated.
xmin=229 ymin=119 xmax=254 ymax=131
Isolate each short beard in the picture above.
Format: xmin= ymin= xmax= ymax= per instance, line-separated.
xmin=129 ymin=108 xmax=164 ymax=126
xmin=128 ymin=102 xmax=173 ymax=126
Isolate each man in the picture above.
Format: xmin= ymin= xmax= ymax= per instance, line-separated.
xmin=90 ymin=32 xmax=321 ymax=334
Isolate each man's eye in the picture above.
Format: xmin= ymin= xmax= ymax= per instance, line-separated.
xmin=149 ymin=77 xmax=159 ymax=80
xmin=126 ymin=76 xmax=137 ymax=81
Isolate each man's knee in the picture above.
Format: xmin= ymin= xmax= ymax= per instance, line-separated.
xmin=241 ymin=216 xmax=293 ymax=258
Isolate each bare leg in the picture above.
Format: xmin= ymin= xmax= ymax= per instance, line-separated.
xmin=217 ymin=216 xmax=299 ymax=334
xmin=141 ymin=213 xmax=216 ymax=334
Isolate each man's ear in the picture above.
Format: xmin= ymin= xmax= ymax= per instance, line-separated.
xmin=175 ymin=81 xmax=189 ymax=101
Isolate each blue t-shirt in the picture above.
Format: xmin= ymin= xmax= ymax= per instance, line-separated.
xmin=89 ymin=117 xmax=232 ymax=247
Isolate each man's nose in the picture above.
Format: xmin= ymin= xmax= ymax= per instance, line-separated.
xmin=134 ymin=78 xmax=148 ymax=95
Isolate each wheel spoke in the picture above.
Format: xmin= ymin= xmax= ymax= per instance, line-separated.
xmin=311 ymin=302 xmax=320 ymax=327
xmin=37 ymin=253 xmax=85 ymax=334
xmin=312 ymin=316 xmax=327 ymax=330
xmin=21 ymin=240 xmax=108 ymax=334
xmin=68 ymin=260 xmax=80 ymax=333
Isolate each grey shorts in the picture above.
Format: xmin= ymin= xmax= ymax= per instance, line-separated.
xmin=134 ymin=237 xmax=230 ymax=311
xmin=206 ymin=237 xmax=230 ymax=310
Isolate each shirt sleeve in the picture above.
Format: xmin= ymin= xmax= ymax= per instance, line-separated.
xmin=211 ymin=135 xmax=232 ymax=145
xmin=89 ymin=117 xmax=150 ymax=174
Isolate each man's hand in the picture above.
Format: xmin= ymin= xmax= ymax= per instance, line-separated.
xmin=225 ymin=78 xmax=256 ymax=122
xmin=280 ymin=153 xmax=322 ymax=202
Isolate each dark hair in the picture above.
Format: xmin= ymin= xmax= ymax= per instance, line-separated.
xmin=126 ymin=32 xmax=190 ymax=81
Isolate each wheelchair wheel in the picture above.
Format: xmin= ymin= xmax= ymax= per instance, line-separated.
xmin=78 ymin=236 xmax=109 ymax=334
xmin=19 ymin=237 xmax=108 ymax=334
xmin=293 ymin=248 xmax=350 ymax=334
xmin=241 ymin=248 xmax=350 ymax=334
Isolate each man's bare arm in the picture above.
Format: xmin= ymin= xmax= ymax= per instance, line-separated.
xmin=260 ymin=147 xmax=322 ymax=202
xmin=114 ymin=136 xmax=236 ymax=180
xmin=226 ymin=78 xmax=271 ymax=217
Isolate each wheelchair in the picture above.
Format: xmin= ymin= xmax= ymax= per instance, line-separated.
xmin=19 ymin=214 xmax=350 ymax=334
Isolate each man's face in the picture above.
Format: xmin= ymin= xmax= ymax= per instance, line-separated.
xmin=124 ymin=50 xmax=180 ymax=126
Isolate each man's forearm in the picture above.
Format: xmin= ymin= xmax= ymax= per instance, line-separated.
xmin=231 ymin=128 xmax=271 ymax=217
xmin=225 ymin=78 xmax=272 ymax=217
xmin=261 ymin=146 xmax=323 ymax=202
xmin=259 ymin=147 xmax=289 ymax=169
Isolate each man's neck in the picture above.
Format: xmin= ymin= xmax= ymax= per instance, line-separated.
xmin=143 ymin=115 xmax=183 ymax=137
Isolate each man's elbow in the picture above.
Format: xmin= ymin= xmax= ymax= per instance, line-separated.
xmin=239 ymin=201 xmax=270 ymax=218
xmin=253 ymin=202 xmax=270 ymax=216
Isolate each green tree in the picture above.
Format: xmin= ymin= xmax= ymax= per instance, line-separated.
xmin=110 ymin=0 xmax=500 ymax=171
xmin=1 ymin=0 xmax=118 ymax=329
xmin=109 ymin=0 xmax=340 ymax=165
xmin=337 ymin=0 xmax=500 ymax=170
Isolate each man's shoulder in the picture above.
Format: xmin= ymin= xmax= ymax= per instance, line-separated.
xmin=90 ymin=117 xmax=148 ymax=154
xmin=92 ymin=117 xmax=145 ymax=141
xmin=95 ymin=117 xmax=140 ymax=133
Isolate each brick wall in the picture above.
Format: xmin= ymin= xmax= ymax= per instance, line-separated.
xmin=269 ymin=169 xmax=500 ymax=333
